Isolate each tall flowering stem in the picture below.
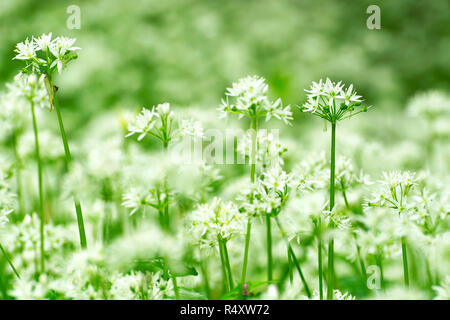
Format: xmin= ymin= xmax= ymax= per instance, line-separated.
xmin=125 ymin=102 xmax=204 ymax=231
xmin=327 ymin=122 xmax=336 ymax=299
xmin=30 ymin=99 xmax=46 ymax=272
xmin=52 ymin=86 xmax=87 ymax=249
xmin=366 ymin=171 xmax=417 ymax=287
xmin=13 ymin=33 xmax=88 ymax=249
xmin=219 ymin=76 xmax=292 ymax=286
xmin=241 ymin=116 xmax=258 ymax=284
xmin=300 ymin=78 xmax=369 ymax=300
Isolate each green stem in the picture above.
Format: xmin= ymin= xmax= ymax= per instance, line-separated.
xmin=30 ymin=101 xmax=45 ymax=273
xmin=327 ymin=239 xmax=334 ymax=299
xmin=266 ymin=214 xmax=273 ymax=282
xmin=276 ymin=217 xmax=311 ymax=298
xmin=0 ymin=242 xmax=20 ymax=279
xmin=356 ymin=243 xmax=367 ymax=284
xmin=163 ymin=142 xmax=170 ymax=231
xmin=241 ymin=220 xmax=251 ymax=284
xmin=53 ymin=94 xmax=87 ymax=249
xmin=222 ymin=239 xmax=234 ymax=290
xmin=327 ymin=122 xmax=336 ymax=300
xmin=241 ymin=116 xmax=258 ymax=284
xmin=171 ymin=270 xmax=180 ymax=300
xmin=218 ymin=238 xmax=229 ymax=292
xmin=199 ymin=254 xmax=211 ymax=299
xmin=401 ymin=237 xmax=409 ymax=287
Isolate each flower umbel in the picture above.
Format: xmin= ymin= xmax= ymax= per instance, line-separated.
xmin=300 ymin=78 xmax=368 ymax=123
xmin=219 ymin=76 xmax=292 ymax=124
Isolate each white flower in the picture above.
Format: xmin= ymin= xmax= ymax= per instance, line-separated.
xmin=13 ymin=38 xmax=36 ymax=60
xmin=179 ymin=119 xmax=204 ymax=139
xmin=301 ymin=78 xmax=367 ymax=122
xmin=6 ymin=73 xmax=50 ymax=110
xmin=188 ymin=197 xmax=245 ymax=248
xmin=126 ymin=107 xmax=159 ymax=141
xmin=156 ymin=102 xmax=171 ymax=116
xmin=408 ymin=90 xmax=450 ymax=120
xmin=34 ymin=33 xmax=53 ymax=51
xmin=13 ymin=34 xmax=80 ymax=74
xmin=219 ymin=75 xmax=292 ymax=124
xmin=238 ymin=130 xmax=287 ymax=167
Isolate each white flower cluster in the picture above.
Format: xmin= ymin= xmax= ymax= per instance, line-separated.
xmin=366 ymin=171 xmax=418 ymax=215
xmin=301 ymin=78 xmax=367 ymax=123
xmin=6 ymin=73 xmax=50 ymax=110
xmin=238 ymin=130 xmax=287 ymax=167
xmin=122 ymin=187 xmax=163 ymax=216
xmin=219 ymin=76 xmax=293 ymax=124
xmin=335 ymin=155 xmax=372 ymax=191
xmin=126 ymin=102 xmax=204 ymax=143
xmin=109 ymin=271 xmax=174 ymax=300
xmin=188 ymin=197 xmax=245 ymax=248
xmin=239 ymin=165 xmax=309 ymax=217
xmin=408 ymin=90 xmax=450 ymax=120
xmin=14 ymin=33 xmax=80 ymax=74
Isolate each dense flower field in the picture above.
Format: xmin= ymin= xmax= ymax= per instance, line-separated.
xmin=0 ymin=1 xmax=449 ymax=301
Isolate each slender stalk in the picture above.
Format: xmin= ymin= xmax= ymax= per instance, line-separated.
xmin=199 ymin=254 xmax=211 ymax=299
xmin=171 ymin=271 xmax=180 ymax=300
xmin=52 ymin=94 xmax=87 ymax=249
xmin=30 ymin=101 xmax=45 ymax=273
xmin=401 ymin=236 xmax=409 ymax=287
xmin=288 ymin=248 xmax=293 ymax=284
xmin=162 ymin=142 xmax=170 ymax=230
xmin=218 ymin=239 xmax=229 ymax=292
xmin=327 ymin=122 xmax=336 ymax=300
xmin=356 ymin=242 xmax=367 ymax=284
xmin=317 ymin=217 xmax=323 ymax=300
xmin=266 ymin=214 xmax=273 ymax=282
xmin=276 ymin=217 xmax=311 ymax=298
xmin=241 ymin=221 xmax=251 ymax=284
xmin=241 ymin=116 xmax=258 ymax=284
xmin=222 ymin=239 xmax=234 ymax=290
xmin=0 ymin=242 xmax=20 ymax=279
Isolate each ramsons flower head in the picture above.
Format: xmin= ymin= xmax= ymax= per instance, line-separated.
xmin=6 ymin=73 xmax=50 ymax=110
xmin=366 ymin=171 xmax=419 ymax=218
xmin=239 ymin=164 xmax=310 ymax=217
xmin=219 ymin=76 xmax=293 ymax=124
xmin=126 ymin=103 xmax=204 ymax=144
xmin=238 ymin=130 xmax=288 ymax=167
xmin=188 ymin=197 xmax=245 ymax=248
xmin=300 ymin=78 xmax=368 ymax=123
xmin=13 ymin=33 xmax=80 ymax=75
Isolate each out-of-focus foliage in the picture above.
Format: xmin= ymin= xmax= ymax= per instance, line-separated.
xmin=0 ymin=0 xmax=449 ymax=300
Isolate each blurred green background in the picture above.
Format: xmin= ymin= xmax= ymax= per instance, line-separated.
xmin=1 ymin=0 xmax=449 ymax=124
xmin=0 ymin=0 xmax=449 ymax=300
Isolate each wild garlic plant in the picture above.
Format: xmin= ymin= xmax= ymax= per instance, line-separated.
xmin=241 ymin=164 xmax=313 ymax=297
xmin=299 ymin=78 xmax=369 ymax=299
xmin=366 ymin=171 xmax=419 ymax=287
xmin=7 ymin=73 xmax=49 ymax=273
xmin=125 ymin=102 xmax=203 ymax=230
xmin=220 ymin=75 xmax=292 ymax=285
xmin=13 ymin=33 xmax=87 ymax=249
xmin=188 ymin=197 xmax=245 ymax=293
